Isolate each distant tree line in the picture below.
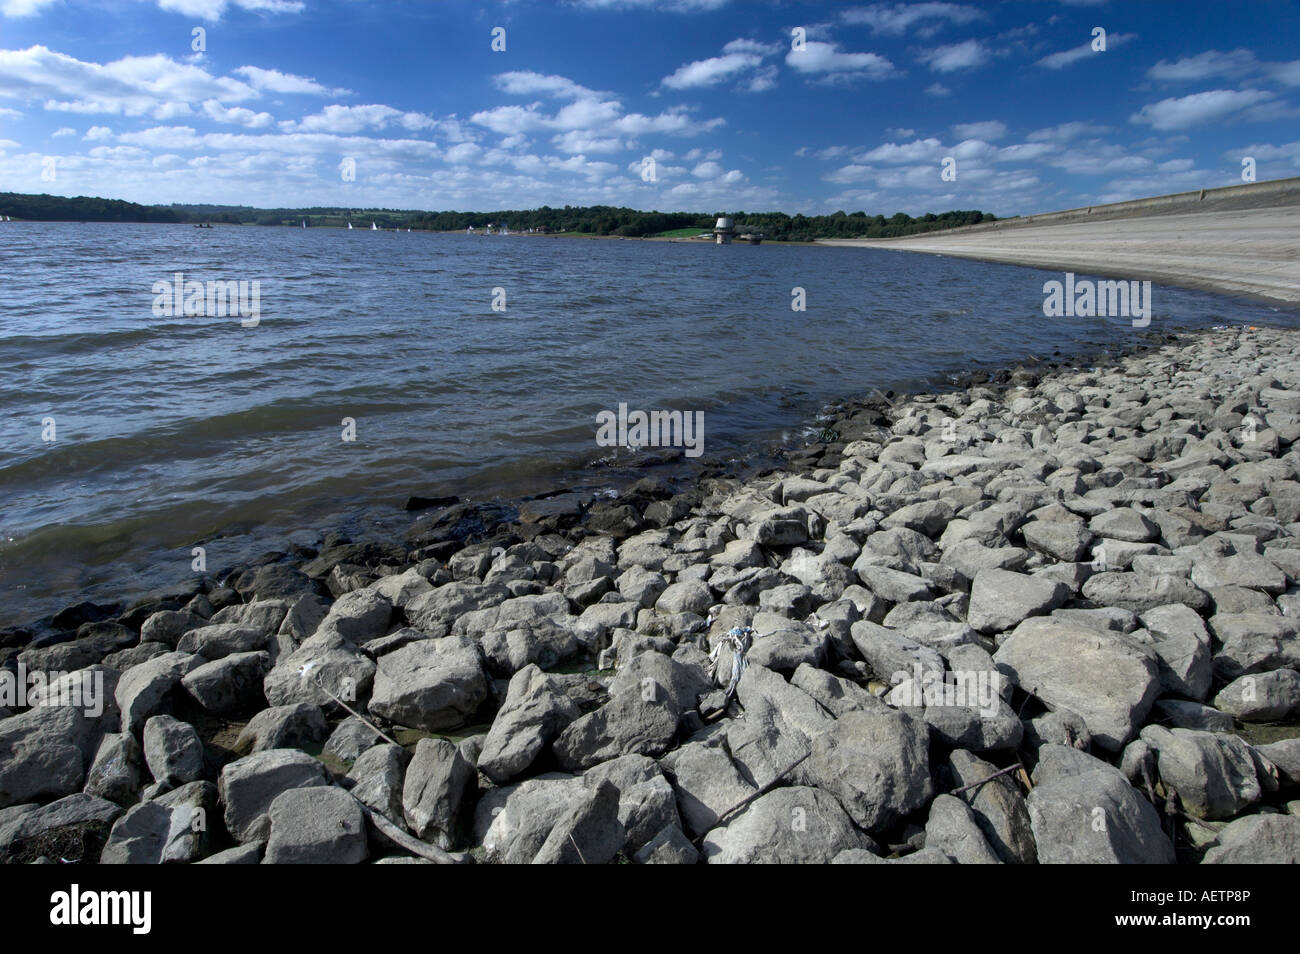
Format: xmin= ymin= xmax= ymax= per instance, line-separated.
xmin=0 ymin=193 xmax=995 ymax=239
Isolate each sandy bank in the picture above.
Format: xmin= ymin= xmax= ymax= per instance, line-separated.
xmin=820 ymin=185 xmax=1300 ymax=305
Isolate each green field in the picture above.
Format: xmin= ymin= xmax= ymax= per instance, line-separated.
xmin=650 ymin=227 xmax=711 ymax=238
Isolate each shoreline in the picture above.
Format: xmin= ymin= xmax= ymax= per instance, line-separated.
xmin=3 ymin=322 xmax=1299 ymax=864
xmin=3 ymin=319 xmax=1192 ymax=637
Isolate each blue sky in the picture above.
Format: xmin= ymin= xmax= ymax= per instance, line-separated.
xmin=0 ymin=0 xmax=1297 ymax=216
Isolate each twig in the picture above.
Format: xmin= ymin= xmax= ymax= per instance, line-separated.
xmin=568 ymin=832 xmax=589 ymax=864
xmin=695 ymin=750 xmax=812 ymax=844
xmin=309 ymin=670 xmax=401 ymax=747
xmin=950 ymin=763 xmax=1025 ymax=797
xmin=336 ymin=784 xmax=471 ymax=864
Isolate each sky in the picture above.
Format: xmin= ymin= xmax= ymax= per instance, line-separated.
xmin=0 ymin=0 xmax=1297 ymax=217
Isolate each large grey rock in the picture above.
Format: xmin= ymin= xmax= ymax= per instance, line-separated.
xmin=176 ymin=624 xmax=269 ymax=660
xmin=402 ymin=737 xmax=475 ymax=849
xmin=368 ymin=635 xmax=487 ymax=731
xmin=1208 ymin=614 xmax=1300 ymax=680
xmin=807 ymin=708 xmax=932 ymax=832
xmin=263 ymin=786 xmax=368 ymax=864
xmin=1136 ymin=603 xmax=1213 ymax=700
xmin=532 ymin=779 xmax=625 ymax=864
xmin=1191 ymin=554 xmax=1288 ymax=595
xmin=1021 ymin=519 xmax=1094 ymax=562
xmin=660 ymin=737 xmax=756 ymax=838
xmin=142 ymin=715 xmax=204 ymax=787
xmin=702 ymin=786 xmax=871 ymax=864
xmin=473 ymin=773 xmax=586 ymax=863
xmin=324 ymin=716 xmax=383 ymax=764
xmin=1255 ymin=738 xmax=1300 ymax=788
xmin=100 ymin=781 xmax=216 ymax=864
xmin=967 ymin=569 xmax=1070 ymax=634
xmin=1214 ymin=669 xmax=1300 ymax=722
xmin=946 ymin=750 xmax=1037 ymax=864
xmin=181 ymin=651 xmax=270 ymax=715
xmin=1202 ymin=813 xmax=1300 ymax=864
xmin=347 ymin=743 xmax=409 ymax=820
xmin=553 ymin=695 xmax=678 ymax=771
xmin=924 ymin=794 xmax=1002 ymax=864
xmin=83 ymin=732 xmax=144 ymax=806
xmin=1139 ymin=726 xmax=1260 ymax=820
xmin=116 ymin=651 xmax=204 ymax=733
xmin=849 ymin=620 xmax=944 ymax=685
xmin=655 ymin=580 xmax=714 ymax=617
xmin=633 ymin=823 xmax=699 ymax=864
xmin=994 ymin=617 xmax=1160 ymax=752
xmin=478 ymin=664 xmax=581 ymax=784
xmin=218 ymin=749 xmax=329 ymax=843
xmin=0 ymin=703 xmax=105 ymax=808
xmin=262 ymin=628 xmax=376 ymax=713
xmin=1026 ymin=748 xmax=1174 ymax=863
xmin=233 ymin=703 xmax=329 ymax=754
xmin=1080 ymin=572 xmax=1210 ymax=613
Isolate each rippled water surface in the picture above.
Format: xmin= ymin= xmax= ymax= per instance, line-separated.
xmin=1 ymin=221 xmax=1295 ymax=625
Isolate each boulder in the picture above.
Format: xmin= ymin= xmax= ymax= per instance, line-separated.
xmin=368 ymin=635 xmax=487 ymax=731
xmin=264 ymin=786 xmax=368 ymax=864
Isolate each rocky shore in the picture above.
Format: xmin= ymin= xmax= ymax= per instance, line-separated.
xmin=3 ymin=324 xmax=1300 ymax=864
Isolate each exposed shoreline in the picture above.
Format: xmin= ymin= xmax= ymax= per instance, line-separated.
xmin=3 ymin=322 xmax=1299 ymax=864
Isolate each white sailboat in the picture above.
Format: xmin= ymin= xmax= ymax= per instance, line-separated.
xmin=371 ymin=221 xmax=378 ymax=231
xmin=347 ymin=221 xmax=353 ymax=230
xmin=302 ymin=219 xmax=307 ymax=228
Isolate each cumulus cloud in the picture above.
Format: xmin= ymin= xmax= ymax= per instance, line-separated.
xmin=916 ymin=38 xmax=989 ymax=72
xmin=785 ymin=41 xmax=895 ymax=79
xmin=232 ymin=65 xmax=347 ymax=96
xmin=842 ymin=3 xmax=983 ymax=35
xmin=281 ymin=104 xmax=436 ymax=134
xmin=1130 ymin=88 xmax=1278 ymax=130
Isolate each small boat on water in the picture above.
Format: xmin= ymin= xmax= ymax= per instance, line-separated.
xmin=194 ymin=223 xmax=213 ymax=229
xmin=347 ymin=221 xmax=353 ymax=230
xmin=302 ymin=219 xmax=307 ymax=228
xmin=371 ymin=221 xmax=378 ymax=231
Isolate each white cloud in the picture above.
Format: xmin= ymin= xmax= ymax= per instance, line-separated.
xmin=786 ymin=41 xmax=895 ymax=79
xmin=443 ymin=142 xmax=483 ymax=164
xmin=662 ymin=52 xmax=763 ymax=89
xmin=83 ymin=125 xmax=113 ymax=140
xmin=202 ymin=99 xmax=274 ymax=128
xmin=51 ymin=126 xmax=76 ymax=136
xmin=0 ymin=46 xmax=258 ymax=118
xmin=494 ymin=71 xmax=599 ymax=100
xmin=282 ymin=104 xmax=435 ymax=134
xmin=232 ymin=65 xmax=347 ymax=96
xmin=1027 ymin=121 xmax=1109 ymax=142
xmin=924 ymin=82 xmax=950 ymax=96
xmin=951 ymin=120 xmax=1007 ymax=141
xmin=1036 ymin=32 xmax=1136 ymax=69
xmin=842 ymin=3 xmax=984 ymax=35
xmin=916 ymin=38 xmax=989 ymax=72
xmin=1147 ymin=49 xmax=1258 ymax=83
xmin=1130 ymin=88 xmax=1278 ymax=131
xmin=152 ymin=0 xmax=304 ymax=21
xmin=858 ymin=137 xmax=944 ymax=163
xmin=571 ymin=0 xmax=730 ymax=10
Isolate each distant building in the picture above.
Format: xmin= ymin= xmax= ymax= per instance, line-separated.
xmin=714 ymin=215 xmax=734 ymax=245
